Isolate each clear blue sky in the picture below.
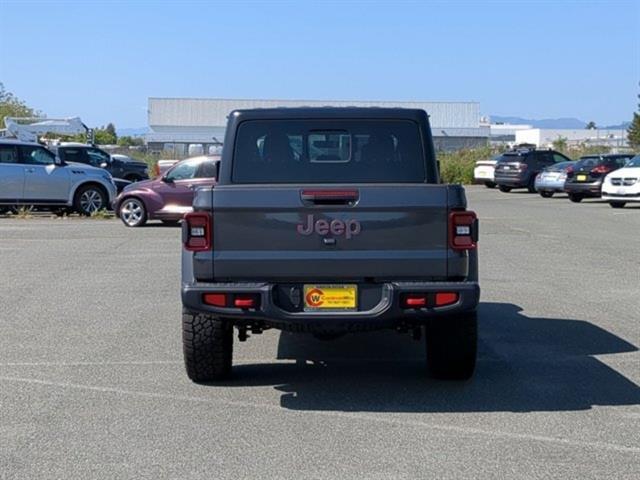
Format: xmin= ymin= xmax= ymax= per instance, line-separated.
xmin=1 ymin=0 xmax=638 ymax=128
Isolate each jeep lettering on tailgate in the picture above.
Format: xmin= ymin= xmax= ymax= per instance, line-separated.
xmin=296 ymin=214 xmax=361 ymax=239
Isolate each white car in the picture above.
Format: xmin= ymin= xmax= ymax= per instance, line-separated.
xmin=602 ymin=155 xmax=640 ymax=208
xmin=473 ymin=155 xmax=499 ymax=188
xmin=0 ymin=139 xmax=117 ymax=215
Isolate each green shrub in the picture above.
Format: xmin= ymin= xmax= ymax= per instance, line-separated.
xmin=438 ymin=147 xmax=495 ymax=184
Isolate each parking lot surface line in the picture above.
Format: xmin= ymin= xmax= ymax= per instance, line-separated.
xmin=2 ymin=374 xmax=639 ymax=455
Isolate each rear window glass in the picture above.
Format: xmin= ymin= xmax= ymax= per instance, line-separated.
xmin=497 ymin=153 xmax=527 ymax=163
xmin=232 ymin=120 xmax=426 ymax=183
xmin=547 ymin=161 xmax=573 ymax=172
xmin=575 ymin=157 xmax=600 ymax=169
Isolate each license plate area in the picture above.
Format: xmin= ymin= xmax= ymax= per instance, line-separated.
xmin=577 ymin=174 xmax=588 ymax=182
xmin=303 ymin=284 xmax=357 ymax=311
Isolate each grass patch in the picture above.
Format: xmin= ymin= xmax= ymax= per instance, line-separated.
xmin=14 ymin=206 xmax=34 ymax=219
xmin=89 ymin=209 xmax=113 ymax=219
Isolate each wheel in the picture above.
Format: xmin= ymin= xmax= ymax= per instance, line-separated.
xmin=539 ymin=191 xmax=554 ymax=198
xmin=568 ymin=193 xmax=584 ymax=203
xmin=74 ymin=184 xmax=107 ymax=215
xmin=426 ymin=311 xmax=477 ymax=380
xmin=610 ymin=202 xmax=626 ymax=209
xmin=119 ymin=197 xmax=147 ymax=227
xmin=484 ymin=182 xmax=496 ymax=189
xmin=527 ymin=176 xmax=537 ymax=193
xmin=182 ymin=310 xmax=233 ymax=382
xmin=124 ymin=175 xmax=142 ymax=182
xmin=498 ymin=185 xmax=512 ymax=193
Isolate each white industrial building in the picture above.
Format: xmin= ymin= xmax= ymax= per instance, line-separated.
xmin=146 ymin=97 xmax=489 ymax=155
xmin=515 ymin=128 xmax=629 ymax=148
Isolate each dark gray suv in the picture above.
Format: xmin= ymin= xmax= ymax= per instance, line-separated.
xmin=494 ymin=148 xmax=572 ymax=193
xmin=54 ymin=144 xmax=149 ymax=182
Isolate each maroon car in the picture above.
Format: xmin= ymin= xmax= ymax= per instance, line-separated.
xmin=115 ymin=156 xmax=218 ymax=227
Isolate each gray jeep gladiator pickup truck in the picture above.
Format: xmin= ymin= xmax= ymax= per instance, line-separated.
xmin=181 ymin=107 xmax=479 ymax=381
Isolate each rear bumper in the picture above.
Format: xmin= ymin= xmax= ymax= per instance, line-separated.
xmin=182 ymin=281 xmax=480 ymax=332
xmin=495 ymin=175 xmax=527 ymax=187
xmin=564 ymin=181 xmax=602 ymax=195
xmin=535 ymin=178 xmax=566 ymax=192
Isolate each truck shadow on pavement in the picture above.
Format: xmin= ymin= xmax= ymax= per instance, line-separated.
xmin=229 ymin=302 xmax=640 ymax=412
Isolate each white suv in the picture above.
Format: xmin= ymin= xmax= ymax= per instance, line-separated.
xmin=602 ymin=155 xmax=640 ymax=208
xmin=0 ymin=139 xmax=117 ymax=215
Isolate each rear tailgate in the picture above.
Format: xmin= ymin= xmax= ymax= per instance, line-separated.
xmin=210 ymin=184 xmax=450 ymax=281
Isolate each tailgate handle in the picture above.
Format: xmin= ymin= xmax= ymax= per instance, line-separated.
xmin=300 ymin=189 xmax=359 ymax=205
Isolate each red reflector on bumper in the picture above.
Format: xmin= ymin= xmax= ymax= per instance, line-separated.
xmin=402 ymin=295 xmax=428 ymax=308
xmin=435 ymin=292 xmax=459 ymax=306
xmin=234 ymin=296 xmax=258 ymax=308
xmin=203 ymin=293 xmax=226 ymax=307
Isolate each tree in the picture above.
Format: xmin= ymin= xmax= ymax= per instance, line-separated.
xmin=0 ymin=82 xmax=39 ymax=126
xmin=628 ymin=85 xmax=640 ymax=148
xmin=552 ymin=136 xmax=568 ymax=153
xmin=117 ymin=135 xmax=144 ymax=147
xmin=105 ymin=123 xmax=117 ymax=140
xmin=93 ymin=125 xmax=117 ymax=145
xmin=586 ymin=121 xmax=597 ymax=130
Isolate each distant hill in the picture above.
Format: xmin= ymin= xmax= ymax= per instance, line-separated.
xmin=490 ymin=116 xmax=630 ymax=130
xmin=116 ymin=127 xmax=149 ymax=137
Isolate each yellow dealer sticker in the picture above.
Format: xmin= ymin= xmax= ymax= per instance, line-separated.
xmin=303 ymin=285 xmax=357 ymax=311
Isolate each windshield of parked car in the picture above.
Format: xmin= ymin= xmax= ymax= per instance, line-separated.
xmin=232 ymin=120 xmax=426 ymax=183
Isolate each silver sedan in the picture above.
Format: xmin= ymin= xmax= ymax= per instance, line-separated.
xmin=534 ymin=161 xmax=575 ymax=198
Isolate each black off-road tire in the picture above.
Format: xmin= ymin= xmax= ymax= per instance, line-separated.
xmin=498 ymin=185 xmax=512 ymax=193
xmin=527 ymin=176 xmax=537 ymax=193
xmin=609 ymin=201 xmax=626 ymax=209
xmin=182 ymin=310 xmax=233 ymax=382
xmin=568 ymin=193 xmax=584 ymax=203
xmin=426 ymin=311 xmax=477 ymax=380
xmin=484 ymin=181 xmax=497 ymax=189
xmin=539 ymin=191 xmax=554 ymax=198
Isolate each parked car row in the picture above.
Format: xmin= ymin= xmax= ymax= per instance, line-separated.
xmin=474 ymin=147 xmax=638 ymax=208
xmin=0 ymin=135 xmax=224 ymax=219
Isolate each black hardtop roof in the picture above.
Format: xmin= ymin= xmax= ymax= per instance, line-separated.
xmin=228 ymin=106 xmax=429 ymax=121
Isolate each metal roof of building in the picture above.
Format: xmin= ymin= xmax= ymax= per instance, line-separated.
xmin=148 ymin=97 xmax=481 ymax=129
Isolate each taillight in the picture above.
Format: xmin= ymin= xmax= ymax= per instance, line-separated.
xmin=566 ymin=166 xmax=574 ymax=174
xmin=591 ymin=165 xmax=610 ymax=174
xmin=449 ymin=211 xmax=478 ymax=251
xmin=183 ymin=212 xmax=211 ymax=252
xmin=518 ymin=163 xmax=528 ymax=171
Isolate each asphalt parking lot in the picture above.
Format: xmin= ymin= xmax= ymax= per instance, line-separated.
xmin=1 ymin=186 xmax=639 ymax=480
